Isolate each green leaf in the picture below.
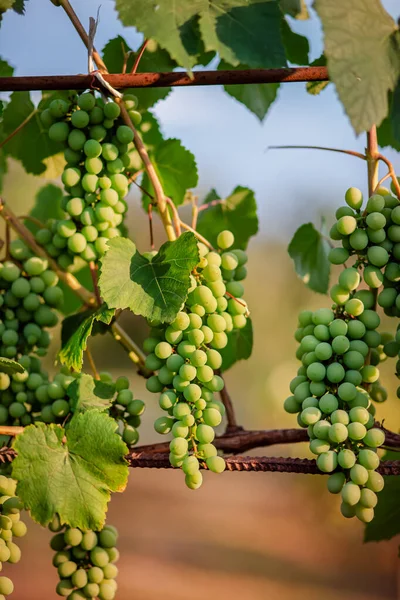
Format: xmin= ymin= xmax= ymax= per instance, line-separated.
xmin=197 ymin=186 xmax=258 ymax=250
xmin=24 ymin=184 xmax=64 ymax=234
xmin=288 ymin=223 xmax=330 ymax=294
xmin=115 ymin=1 xmax=286 ymax=71
xmin=59 ymin=304 xmax=115 ymax=373
xmin=0 ymin=57 xmax=14 ymax=76
xmin=306 ymin=54 xmax=329 ymax=96
xmin=141 ymin=138 xmax=198 ymax=206
xmin=220 ymin=318 xmax=253 ymax=371
xmin=179 ymin=15 xmax=216 ymax=66
xmin=0 ymin=357 xmax=24 ymax=375
xmin=364 ymin=476 xmax=400 ymax=542
xmin=199 ymin=1 xmax=287 ymax=68
xmin=281 ymin=18 xmax=309 ymax=65
xmin=61 ymin=308 xmax=110 ymax=348
xmin=99 ymin=233 xmax=199 ymax=323
xmin=0 ymin=122 xmax=7 ymax=191
xmin=218 ymin=59 xmax=279 ymax=121
xmin=58 ymin=266 xmax=94 ymax=316
xmin=67 ymin=374 xmax=114 ymax=414
xmin=279 ymin=0 xmax=308 ymax=19
xmin=139 ymin=111 xmax=163 ymax=151
xmin=102 ymin=36 xmax=175 ymax=109
xmin=12 ymin=412 xmax=128 ymax=530
xmin=2 ymin=92 xmax=63 ymax=175
xmin=315 ymin=0 xmax=400 ymax=134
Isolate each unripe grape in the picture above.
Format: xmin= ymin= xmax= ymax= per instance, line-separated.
xmin=49 ymin=121 xmax=70 ymax=142
xmin=345 ymin=187 xmax=363 ymax=210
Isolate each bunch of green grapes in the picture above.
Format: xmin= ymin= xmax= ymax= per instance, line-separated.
xmin=39 ymin=91 xmax=141 ymax=268
xmin=49 ymin=516 xmax=119 ymax=600
xmin=144 ymin=230 xmax=249 ymax=489
xmin=0 ymin=475 xmax=27 ymax=599
xmin=0 ymin=354 xmax=50 ymax=427
xmin=287 ymin=303 xmax=385 ymax=523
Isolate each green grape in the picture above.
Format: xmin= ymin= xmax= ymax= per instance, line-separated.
xmin=185 ymin=471 xmax=203 ymax=490
xmin=116 ymin=125 xmax=134 ymax=144
xmin=78 ymin=92 xmax=96 ymax=111
xmin=359 ymin=488 xmax=378 ymax=508
xmin=363 ymin=428 xmax=385 ymax=447
xmin=90 ymin=547 xmax=110 ymax=567
xmin=339 ymin=268 xmax=360 ymax=291
xmin=49 ymin=121 xmax=70 ymax=142
xmin=336 ymin=215 xmax=357 ymax=235
xmin=328 ymin=247 xmax=349 ymax=264
xmin=331 ymin=335 xmax=350 ymax=355
xmin=347 ymin=422 xmax=367 ymax=440
xmin=341 ymin=482 xmax=361 ymax=506
xmin=104 ymin=102 xmax=120 ymax=119
xmin=316 ymin=451 xmax=338 ymax=473
xmin=327 ymin=472 xmax=346 ymax=494
xmin=71 ymin=109 xmax=89 ymax=128
xmin=349 ymin=228 xmax=368 ymax=250
xmin=338 ymin=449 xmax=356 ymax=469
xmin=217 ymin=230 xmax=234 ymax=249
xmin=367 ymin=246 xmax=389 ymax=267
xmin=0 ymin=577 xmax=13 ymax=596
xmin=363 ymin=266 xmax=384 ymax=288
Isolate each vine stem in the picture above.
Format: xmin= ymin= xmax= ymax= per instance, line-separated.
xmin=218 ymin=378 xmax=238 ymax=431
xmin=85 ymin=346 xmax=99 ymax=380
xmin=0 ymin=109 xmax=36 ymax=150
xmin=179 ymin=221 xmax=214 ymax=249
xmin=110 ymin=321 xmax=149 ymax=374
xmin=268 ymin=145 xmax=366 ymax=160
xmin=59 ymin=0 xmax=176 ymax=242
xmin=130 ymin=39 xmax=149 ymax=74
xmin=89 ymin=261 xmax=101 ymax=306
xmin=0 ymin=426 xmax=23 ymax=436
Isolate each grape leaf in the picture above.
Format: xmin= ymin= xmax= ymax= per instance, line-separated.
xmin=102 ymin=36 xmax=175 ymax=109
xmin=279 ymin=0 xmax=308 ymax=19
xmin=24 ymin=184 xmax=64 ymax=234
xmin=220 ymin=317 xmax=253 ymax=371
xmin=139 ymin=111 xmax=163 ymax=151
xmin=378 ymin=114 xmax=400 ymax=152
xmin=0 ymin=56 xmax=14 ymax=76
xmin=179 ymin=15 xmax=215 ymax=66
xmin=59 ymin=304 xmax=115 ymax=373
xmin=288 ymin=223 xmax=330 ymax=294
xmin=306 ymin=54 xmax=329 ymax=96
xmin=199 ymin=1 xmax=286 ymax=68
xmin=0 ymin=122 xmax=7 ymax=192
xmin=315 ymin=0 xmax=400 ymax=134
xmin=281 ymin=18 xmax=309 ymax=65
xmin=364 ymin=476 xmax=400 ymax=542
xmin=67 ymin=374 xmax=114 ymax=414
xmin=2 ymin=92 xmax=63 ymax=175
xmin=12 ymin=412 xmax=128 ymax=530
xmin=218 ymin=60 xmax=279 ymax=121
xmin=61 ymin=308 xmax=111 ymax=348
xmin=114 ymin=1 xmax=286 ymax=71
xmin=197 ymin=186 xmax=258 ymax=250
xmin=0 ymin=357 xmax=24 ymax=375
xmin=99 ymin=233 xmax=199 ymax=323
xmin=141 ymin=138 xmax=198 ymax=206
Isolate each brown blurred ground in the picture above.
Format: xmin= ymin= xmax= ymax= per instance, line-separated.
xmin=2 ymin=165 xmax=400 ymax=599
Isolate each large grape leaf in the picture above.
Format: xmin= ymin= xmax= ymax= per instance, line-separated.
xmin=12 ymin=412 xmax=128 ymax=530
xmin=281 ymin=18 xmax=309 ymax=65
xmin=315 ymin=0 xmax=400 ymax=134
xmin=59 ymin=304 xmax=115 ymax=373
xmin=218 ymin=59 xmax=279 ymax=121
xmin=220 ymin=318 xmax=253 ymax=371
xmin=141 ymin=138 xmax=198 ymax=206
xmin=24 ymin=184 xmax=64 ymax=234
xmin=199 ymin=1 xmax=286 ymax=68
xmin=99 ymin=233 xmax=199 ymax=323
xmin=197 ymin=186 xmax=258 ymax=250
xmin=1 ymin=92 xmax=63 ymax=175
xmin=114 ymin=0 xmax=286 ymax=71
xmin=288 ymin=223 xmax=330 ymax=294
xmin=364 ymin=475 xmax=400 ymax=542
xmin=102 ymin=36 xmax=175 ymax=110
xmin=0 ymin=56 xmax=13 ymax=76
xmin=67 ymin=374 xmax=115 ymax=414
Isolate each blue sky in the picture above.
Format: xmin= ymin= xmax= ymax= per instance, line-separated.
xmin=1 ymin=0 xmax=399 ymax=240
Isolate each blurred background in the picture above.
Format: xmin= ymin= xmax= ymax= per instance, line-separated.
xmin=1 ymin=0 xmax=400 ymax=598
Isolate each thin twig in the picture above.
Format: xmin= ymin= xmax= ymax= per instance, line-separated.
xmin=110 ymin=321 xmax=149 ymax=375
xmin=0 ymin=110 xmax=36 ymax=150
xmin=5 ymin=221 xmax=10 ymax=260
xmin=127 ymin=169 xmax=144 ymax=184
xmin=179 ymin=220 xmax=213 ymax=249
xmin=218 ymin=377 xmax=238 ymax=431
xmin=130 ymin=39 xmax=149 ymax=74
xmin=376 ymin=153 xmax=400 ymax=199
xmin=191 ymin=196 xmax=199 ymax=230
xmin=267 ymin=145 xmax=366 ymax=160
xmin=19 ymin=215 xmax=46 ymax=229
xmin=373 ymin=171 xmax=391 ymax=193
xmin=198 ymin=198 xmax=226 ymax=212
xmin=85 ymin=346 xmax=100 ymax=380
xmin=148 ymin=203 xmax=154 ymax=250
xmin=165 ymin=197 xmax=182 ymax=237
xmin=0 ymin=426 xmax=23 ymax=436
xmin=89 ymin=261 xmax=101 ymax=306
